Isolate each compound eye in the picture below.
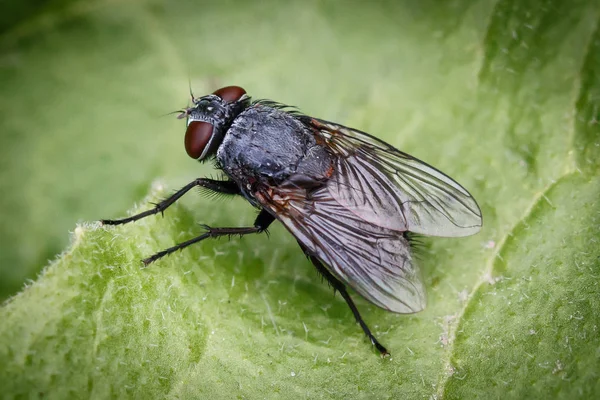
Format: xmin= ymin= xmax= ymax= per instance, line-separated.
xmin=185 ymin=121 xmax=214 ymax=159
xmin=213 ymin=86 xmax=246 ymax=103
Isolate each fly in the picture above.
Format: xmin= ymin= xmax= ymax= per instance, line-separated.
xmin=101 ymin=85 xmax=483 ymax=356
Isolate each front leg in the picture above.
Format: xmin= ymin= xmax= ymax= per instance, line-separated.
xmin=101 ymin=178 xmax=241 ymax=225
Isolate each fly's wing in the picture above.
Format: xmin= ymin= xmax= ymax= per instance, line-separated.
xmin=304 ymin=117 xmax=483 ymax=237
xmin=256 ymin=185 xmax=426 ymax=313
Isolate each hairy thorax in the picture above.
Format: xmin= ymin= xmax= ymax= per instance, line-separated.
xmin=216 ymin=106 xmax=333 ymax=197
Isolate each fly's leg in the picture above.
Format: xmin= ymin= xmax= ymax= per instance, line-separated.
xmin=101 ymin=179 xmax=241 ymax=225
xmin=312 ymin=255 xmax=389 ymax=356
xmin=299 ymin=244 xmax=389 ymax=356
xmin=142 ymin=209 xmax=275 ymax=266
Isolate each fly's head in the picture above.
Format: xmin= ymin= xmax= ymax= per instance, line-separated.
xmin=180 ymin=86 xmax=249 ymax=160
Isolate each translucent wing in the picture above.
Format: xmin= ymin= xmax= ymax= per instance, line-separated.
xmin=303 ymin=117 xmax=483 ymax=237
xmin=256 ymin=184 xmax=426 ymax=313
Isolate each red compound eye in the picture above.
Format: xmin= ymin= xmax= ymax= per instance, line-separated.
xmin=213 ymin=86 xmax=246 ymax=103
xmin=184 ymin=121 xmax=214 ymax=159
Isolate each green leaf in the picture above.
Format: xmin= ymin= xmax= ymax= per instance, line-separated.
xmin=443 ymin=174 xmax=600 ymax=399
xmin=1 ymin=0 xmax=599 ymax=398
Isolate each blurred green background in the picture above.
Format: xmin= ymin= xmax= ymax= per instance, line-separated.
xmin=1 ymin=0 xmax=599 ymax=398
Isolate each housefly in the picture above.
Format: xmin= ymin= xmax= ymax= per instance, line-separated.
xmin=102 ymin=85 xmax=483 ymax=355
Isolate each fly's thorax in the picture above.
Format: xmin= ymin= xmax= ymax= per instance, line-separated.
xmin=216 ymin=106 xmax=333 ymax=190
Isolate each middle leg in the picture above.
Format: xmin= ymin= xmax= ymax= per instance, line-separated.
xmin=142 ymin=208 xmax=275 ymax=265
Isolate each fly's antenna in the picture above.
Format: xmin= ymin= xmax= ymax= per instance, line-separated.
xmin=159 ymin=77 xmax=195 ymax=119
xmin=188 ymin=77 xmax=195 ymax=103
xmin=159 ymin=109 xmax=189 ymax=119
